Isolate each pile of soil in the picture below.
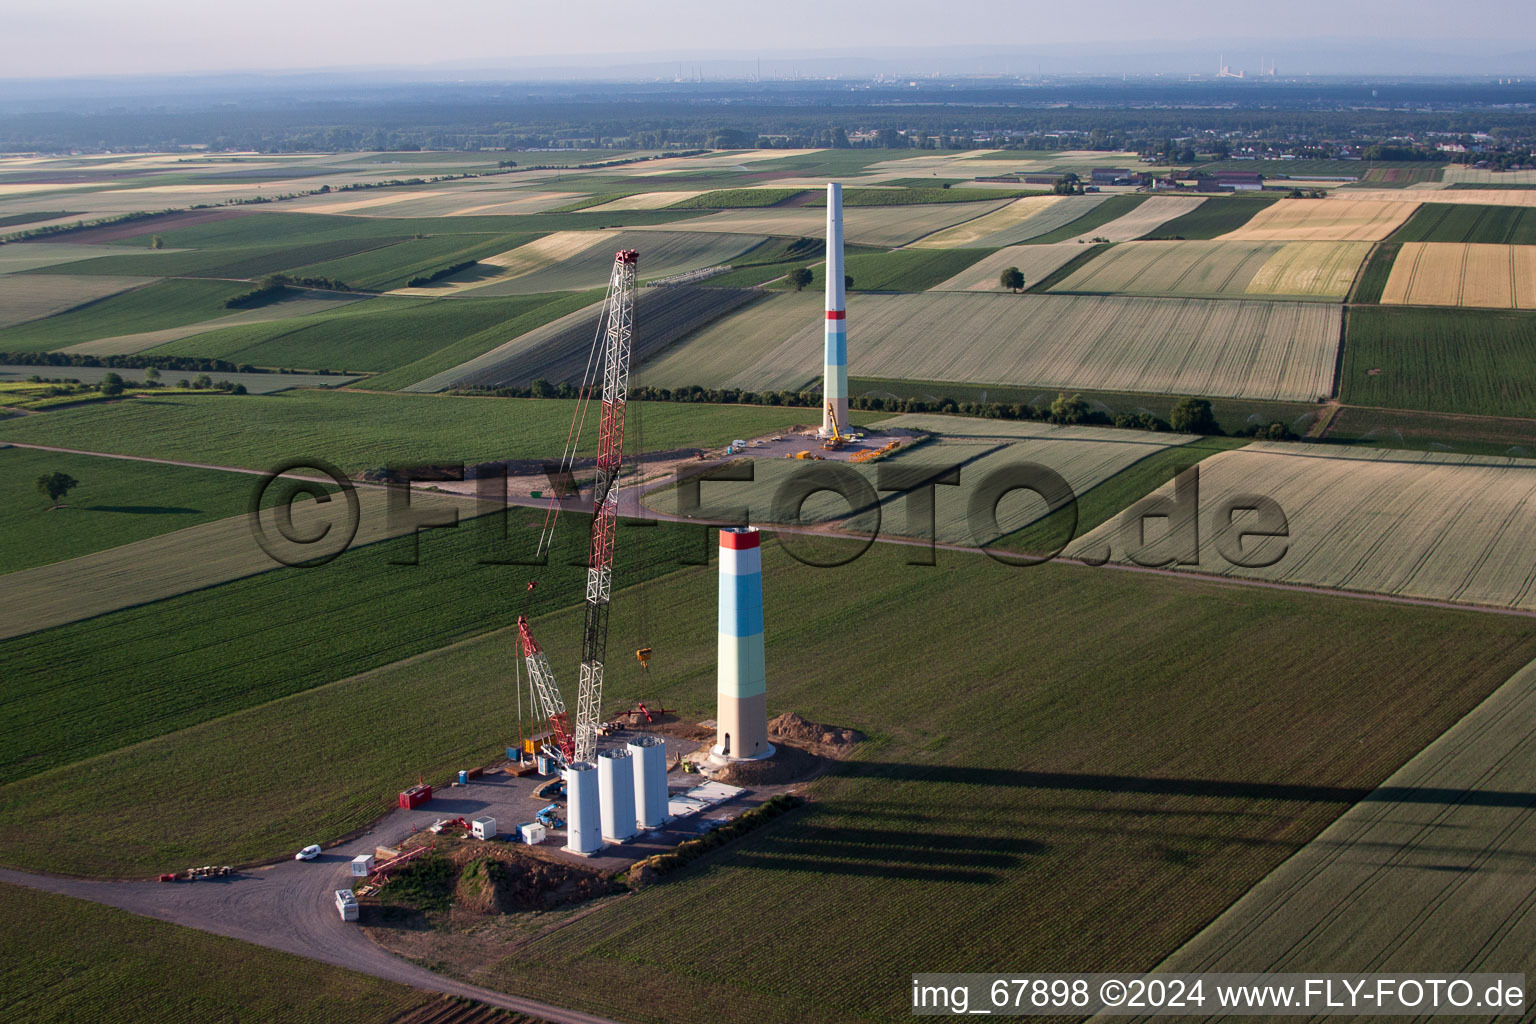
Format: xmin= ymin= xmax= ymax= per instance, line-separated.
xmin=713 ymin=742 xmax=823 ymax=786
xmin=769 ymin=712 xmax=863 ymax=747
xmin=394 ymin=838 xmax=617 ymax=921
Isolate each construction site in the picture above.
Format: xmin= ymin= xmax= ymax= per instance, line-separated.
xmin=305 ymin=186 xmax=876 ymax=937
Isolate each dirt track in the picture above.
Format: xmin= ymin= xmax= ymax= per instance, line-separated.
xmin=0 ymin=773 xmax=622 ymax=1024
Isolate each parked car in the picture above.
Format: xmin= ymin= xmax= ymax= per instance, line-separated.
xmin=295 ymin=844 xmax=322 ymax=861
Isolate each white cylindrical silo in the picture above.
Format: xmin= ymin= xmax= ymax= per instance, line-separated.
xmin=628 ymin=736 xmax=668 ymax=830
xmin=563 ymin=761 xmax=603 ymax=855
xmin=597 ymin=749 xmax=637 ymax=842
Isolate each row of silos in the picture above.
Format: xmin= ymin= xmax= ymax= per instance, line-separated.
xmin=564 ymin=735 xmax=668 ymax=855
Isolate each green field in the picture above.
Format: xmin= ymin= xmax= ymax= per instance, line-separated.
xmin=1349 ymin=242 xmax=1400 ymax=303
xmin=1340 ymin=306 xmax=1536 ymax=418
xmin=1138 ymin=196 xmax=1279 ymax=239
xmin=775 ymin=248 xmax=995 ymax=293
xmin=1023 ymin=193 xmax=1147 ymax=244
xmin=287 ymin=231 xmax=542 ymax=290
xmin=0 ymin=883 xmax=447 ymax=1023
xmin=0 ymin=210 xmax=77 ymax=229
xmin=0 ymin=278 xmax=252 ymax=352
xmin=0 ymin=391 xmax=832 ymax=473
xmin=0 ymin=507 xmax=705 ymax=786
xmin=149 ymin=292 xmax=572 ymax=372
xmin=6 ymin=525 xmax=1530 ymax=890
xmin=34 ymin=234 xmax=413 ymax=281
xmin=467 ymin=550 xmax=1533 ymax=1024
xmin=0 ymin=447 xmax=257 ymax=573
xmin=666 ymin=188 xmax=805 ymax=209
xmin=1386 ymin=203 xmax=1536 ymax=245
xmin=364 ymin=290 xmax=603 ymax=390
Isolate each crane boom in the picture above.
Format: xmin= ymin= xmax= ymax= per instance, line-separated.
xmin=515 ymin=250 xmax=639 ymax=766
xmin=574 ymin=249 xmax=638 ymax=763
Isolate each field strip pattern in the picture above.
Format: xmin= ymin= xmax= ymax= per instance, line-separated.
xmin=386 ymin=230 xmax=616 ymax=296
xmin=453 ymin=230 xmax=766 ymax=297
xmin=583 ymin=190 xmax=707 ymax=211
xmin=1065 ymin=443 xmax=1536 ymax=610
xmin=627 ymin=201 xmax=1012 ymax=248
xmin=1220 ymin=198 xmax=1420 ymax=241
xmin=0 ymin=488 xmax=494 ymax=640
xmin=58 ymin=291 xmax=370 ymax=356
xmin=1348 ymin=188 xmax=1536 ymax=207
xmin=1073 ymin=195 xmax=1205 ymax=242
xmin=645 ymin=291 xmax=1342 ymax=402
xmin=0 ymin=275 xmax=158 ymax=329
xmin=909 ymin=194 xmax=1113 ymax=249
xmin=1121 ymin=655 xmax=1536 ymax=1007
xmin=1380 ymin=243 xmax=1536 ymax=309
xmin=931 ymin=243 xmax=1087 ymax=292
xmin=1053 ymin=241 xmax=1282 ymax=298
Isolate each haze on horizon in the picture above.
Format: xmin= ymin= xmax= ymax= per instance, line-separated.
xmin=6 ymin=0 xmax=1536 ymax=79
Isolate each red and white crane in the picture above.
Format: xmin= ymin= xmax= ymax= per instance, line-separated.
xmin=517 ymin=249 xmax=638 ymax=765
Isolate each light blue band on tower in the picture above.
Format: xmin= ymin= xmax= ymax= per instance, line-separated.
xmin=719 ymin=570 xmax=764 ymax=639
xmin=718 ymin=632 xmax=767 ymax=698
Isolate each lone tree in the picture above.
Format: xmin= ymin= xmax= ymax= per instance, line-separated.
xmin=787 ymin=267 xmax=814 ymax=291
xmin=845 ymin=274 xmax=854 ymax=291
xmin=999 ymin=267 xmax=1025 ymax=293
xmin=98 ymin=372 xmax=125 ymax=397
xmin=1170 ymin=396 xmax=1219 ymax=434
xmin=150 ymin=235 xmax=165 ymax=249
xmin=36 ymin=472 xmax=79 ymax=509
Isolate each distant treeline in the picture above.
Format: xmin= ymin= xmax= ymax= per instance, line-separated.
xmin=0 ymin=352 xmax=267 ymax=374
xmin=225 ymin=273 xmax=352 ymax=308
xmin=405 ymin=261 xmax=476 ymax=288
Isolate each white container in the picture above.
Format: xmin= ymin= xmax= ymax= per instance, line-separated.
xmin=335 ymin=889 xmax=358 ymax=922
xmin=471 ymin=816 xmax=497 ymax=840
xmin=628 ymin=736 xmax=668 ymax=830
xmin=598 ymin=749 xmax=637 ymax=842
xmin=563 ymin=761 xmax=603 ymax=854
xmin=520 ymin=822 xmax=546 ymax=845
xmin=350 ymin=854 xmax=374 ymax=877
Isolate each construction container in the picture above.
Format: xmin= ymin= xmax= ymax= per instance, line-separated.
xmin=350 ymin=854 xmax=375 ymax=876
xmin=335 ymin=889 xmax=359 ymax=922
xmin=457 ymin=770 xmax=468 ymax=785
xmin=535 ymin=753 xmax=552 ymax=775
xmin=520 ymin=822 xmax=546 ymax=845
xmin=598 ymin=749 xmax=637 ymax=843
xmin=471 ymin=816 xmax=497 ymax=840
xmin=629 ymin=736 xmax=669 ymax=830
xmin=397 ymin=783 xmax=432 ymax=809
xmin=505 ymin=746 xmax=521 ymax=762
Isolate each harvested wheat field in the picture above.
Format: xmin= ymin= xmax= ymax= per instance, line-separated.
xmin=911 ymin=194 xmax=1112 ymax=249
xmin=582 ymin=190 xmax=707 ymax=211
xmin=1379 ymin=243 xmax=1536 ymax=309
xmin=1349 ymin=188 xmax=1536 ymax=208
xmin=1052 ymin=240 xmax=1369 ymax=300
xmin=1221 ymin=198 xmax=1419 ymax=241
xmin=1065 ymin=443 xmax=1536 ymax=611
xmin=931 ymin=243 xmax=1087 ymax=291
xmin=643 ymin=291 xmax=1341 ymax=402
xmin=1079 ymin=195 xmax=1206 ymax=241
xmin=0 ymin=275 xmax=155 ymax=329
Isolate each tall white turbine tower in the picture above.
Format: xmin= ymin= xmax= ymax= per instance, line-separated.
xmin=821 ymin=182 xmax=849 ymax=438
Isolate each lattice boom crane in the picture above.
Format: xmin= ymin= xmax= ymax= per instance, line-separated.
xmin=517 ymin=249 xmax=639 ymax=764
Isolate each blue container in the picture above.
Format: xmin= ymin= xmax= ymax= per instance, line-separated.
xmin=505 ymin=746 xmax=520 ymax=762
xmin=457 ymin=770 xmax=468 ymax=785
xmin=535 ymin=754 xmax=550 ymax=775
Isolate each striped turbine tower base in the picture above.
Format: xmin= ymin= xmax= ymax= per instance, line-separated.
xmin=713 ymin=527 xmax=773 ymax=761
xmin=822 ymin=181 xmax=849 ymax=438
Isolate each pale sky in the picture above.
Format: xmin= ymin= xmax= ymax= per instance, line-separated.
xmin=3 ymin=0 xmax=1533 ymax=78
